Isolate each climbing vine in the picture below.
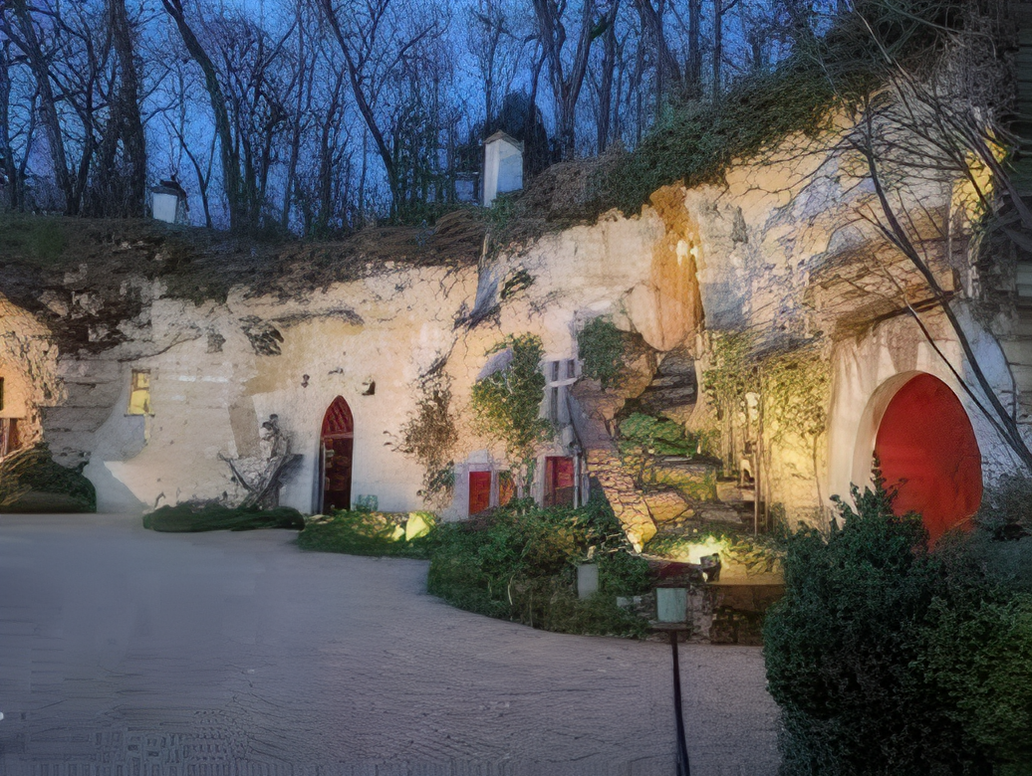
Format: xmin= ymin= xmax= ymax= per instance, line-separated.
xmin=398 ymin=383 xmax=457 ymax=506
xmin=577 ymin=317 xmax=624 ymax=389
xmin=470 ymin=334 xmax=551 ymax=489
xmin=760 ymin=348 xmax=831 ymax=445
xmin=702 ymin=331 xmax=758 ymax=414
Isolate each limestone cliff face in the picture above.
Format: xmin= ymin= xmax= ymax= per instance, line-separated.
xmin=0 ymin=120 xmax=1024 ymax=537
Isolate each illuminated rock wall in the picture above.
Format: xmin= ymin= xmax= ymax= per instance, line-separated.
xmin=1 ymin=122 xmax=1024 ymax=533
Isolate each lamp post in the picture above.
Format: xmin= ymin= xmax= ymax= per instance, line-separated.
xmin=652 ymin=586 xmax=692 ymax=776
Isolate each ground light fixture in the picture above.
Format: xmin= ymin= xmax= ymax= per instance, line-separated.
xmin=652 ymin=585 xmax=691 ymax=776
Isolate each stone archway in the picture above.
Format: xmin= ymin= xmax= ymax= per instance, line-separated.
xmin=319 ymin=396 xmax=354 ymax=512
xmin=872 ymin=373 xmax=982 ymax=543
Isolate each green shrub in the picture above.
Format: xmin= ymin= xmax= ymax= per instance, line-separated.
xmin=426 ymin=495 xmax=652 ymax=637
xmin=0 ymin=444 xmax=96 ymax=513
xmin=764 ymin=480 xmax=1032 ymax=775
xmin=619 ymin=412 xmax=698 ymax=457
xmin=297 ymin=510 xmax=432 ymax=559
xmin=646 ymin=529 xmax=782 ymax=575
xmin=143 ymin=502 xmax=304 ymax=532
xmin=578 ymin=317 xmax=625 ymax=389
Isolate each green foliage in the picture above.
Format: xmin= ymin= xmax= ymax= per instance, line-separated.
xmin=592 ymin=63 xmax=845 ymax=218
xmin=703 ymin=331 xmax=757 ymax=413
xmin=470 ymin=334 xmax=550 ymax=484
xmin=645 ymin=528 xmax=782 ymax=576
xmin=500 ymin=269 xmax=534 ymax=300
xmin=0 ymin=444 xmax=96 ymax=513
xmin=483 ymin=191 xmax=523 ymax=233
xmin=142 ymin=502 xmax=305 ymax=532
xmin=619 ymin=413 xmax=698 ymax=456
xmin=617 ymin=412 xmax=714 ymax=497
xmin=426 ymin=495 xmax=652 ymax=637
xmin=578 ymin=317 xmax=625 ymax=389
xmin=397 ymin=385 xmax=457 ymax=503
xmin=297 ymin=510 xmax=431 ymax=558
xmin=764 ymin=479 xmax=1032 ymax=775
xmin=0 ymin=213 xmax=68 ymax=265
xmin=761 ymin=348 xmax=831 ymax=444
xmin=973 ymin=474 xmax=1032 ymax=541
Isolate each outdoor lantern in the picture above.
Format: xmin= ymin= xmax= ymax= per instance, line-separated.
xmin=577 ymin=562 xmax=599 ymax=599
xmin=656 ymin=586 xmax=688 ymax=623
xmin=651 ymin=584 xmax=692 ymax=776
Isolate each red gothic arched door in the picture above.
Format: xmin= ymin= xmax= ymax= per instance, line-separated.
xmin=320 ymin=396 xmax=354 ymax=512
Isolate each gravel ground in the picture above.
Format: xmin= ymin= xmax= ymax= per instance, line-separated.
xmin=0 ymin=514 xmax=780 ymax=776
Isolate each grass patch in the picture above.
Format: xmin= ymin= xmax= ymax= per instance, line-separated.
xmin=297 ymin=510 xmax=433 ymax=559
xmin=426 ymin=495 xmax=652 ymax=637
xmin=142 ymin=502 xmax=305 ymax=532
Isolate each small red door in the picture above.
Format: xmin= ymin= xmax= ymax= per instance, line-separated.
xmin=321 ymin=397 xmax=354 ymax=512
xmin=468 ymin=471 xmax=491 ymax=516
xmin=545 ymin=456 xmax=575 ymax=507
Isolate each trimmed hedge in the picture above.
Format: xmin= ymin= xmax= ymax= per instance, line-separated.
xmin=143 ymin=502 xmax=305 ymax=532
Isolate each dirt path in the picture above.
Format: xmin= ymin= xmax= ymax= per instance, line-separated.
xmin=0 ymin=514 xmax=780 ymax=775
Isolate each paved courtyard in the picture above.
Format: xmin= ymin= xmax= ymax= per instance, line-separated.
xmin=0 ymin=514 xmax=780 ymax=776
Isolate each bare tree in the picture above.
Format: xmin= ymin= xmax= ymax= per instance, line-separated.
xmin=532 ymin=0 xmax=597 ymax=160
xmin=317 ymin=0 xmax=443 ymax=219
xmin=467 ymin=0 xmax=529 ymax=131
xmin=631 ymin=0 xmax=679 ymax=106
xmin=711 ymin=0 xmax=743 ymax=101
xmin=590 ymin=0 xmax=621 ymax=153
xmin=87 ymin=0 xmax=146 ymax=218
xmin=160 ymin=0 xmax=246 ymax=230
xmin=5 ymin=0 xmax=76 ymax=212
xmin=835 ymin=1 xmax=1032 ymax=471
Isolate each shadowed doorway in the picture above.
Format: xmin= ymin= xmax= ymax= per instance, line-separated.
xmin=320 ymin=396 xmax=354 ymax=512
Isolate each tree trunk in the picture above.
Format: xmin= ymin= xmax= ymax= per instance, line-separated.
xmin=11 ymin=0 xmax=75 ymax=213
xmin=634 ymin=0 xmax=680 ymax=105
xmin=687 ymin=0 xmax=703 ymax=99
xmin=596 ymin=2 xmax=620 ymax=153
xmin=161 ymin=0 xmax=245 ymax=231
xmin=712 ymin=0 xmax=723 ymax=102
xmin=91 ymin=0 xmax=146 ymax=218
xmin=0 ymin=39 xmax=21 ymax=211
xmin=318 ymin=0 xmax=401 ymax=217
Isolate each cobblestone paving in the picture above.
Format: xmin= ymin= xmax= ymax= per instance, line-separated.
xmin=0 ymin=514 xmax=780 ymax=776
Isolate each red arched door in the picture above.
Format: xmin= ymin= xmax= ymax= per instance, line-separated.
xmin=320 ymin=397 xmax=354 ymax=512
xmin=874 ymin=374 xmax=982 ymax=544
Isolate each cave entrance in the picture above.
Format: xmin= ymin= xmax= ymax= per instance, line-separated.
xmin=873 ymin=373 xmax=982 ymax=544
xmin=319 ymin=396 xmax=354 ymax=513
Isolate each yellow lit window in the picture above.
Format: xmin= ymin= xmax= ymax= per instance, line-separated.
xmin=128 ymin=369 xmax=151 ymax=415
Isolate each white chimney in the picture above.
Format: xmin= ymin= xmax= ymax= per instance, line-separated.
xmin=483 ymin=131 xmax=523 ymax=207
xmin=151 ymin=180 xmax=188 ymax=224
